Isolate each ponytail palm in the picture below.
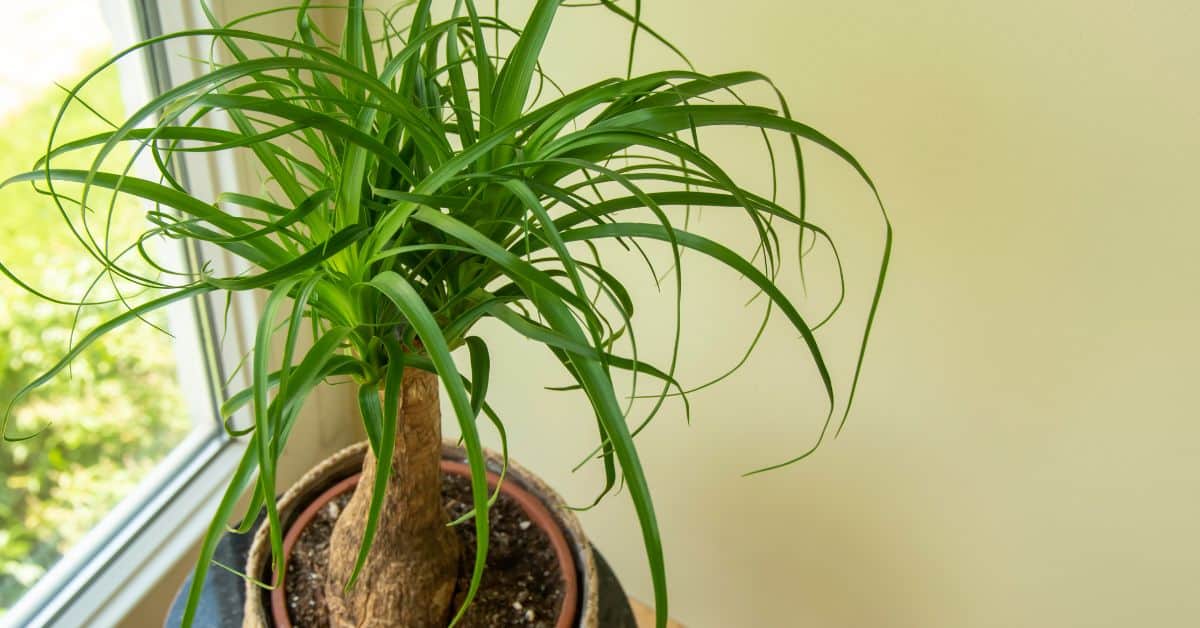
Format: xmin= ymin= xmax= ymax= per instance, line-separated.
xmin=0 ymin=1 xmax=891 ymax=626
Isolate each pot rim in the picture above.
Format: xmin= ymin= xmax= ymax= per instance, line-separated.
xmin=266 ymin=457 xmax=580 ymax=628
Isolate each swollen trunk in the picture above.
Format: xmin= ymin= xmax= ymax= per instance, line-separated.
xmin=325 ymin=366 xmax=462 ymax=627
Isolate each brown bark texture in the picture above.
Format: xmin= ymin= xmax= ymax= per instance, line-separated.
xmin=324 ymin=366 xmax=462 ymax=627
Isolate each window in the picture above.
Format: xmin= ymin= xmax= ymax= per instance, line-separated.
xmin=0 ymin=2 xmax=252 ymax=626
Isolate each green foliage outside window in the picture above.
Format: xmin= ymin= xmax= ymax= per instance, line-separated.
xmin=0 ymin=56 xmax=189 ymax=613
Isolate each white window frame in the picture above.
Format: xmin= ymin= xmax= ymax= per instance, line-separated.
xmin=1 ymin=1 xmax=259 ymax=626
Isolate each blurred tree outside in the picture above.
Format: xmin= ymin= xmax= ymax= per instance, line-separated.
xmin=0 ymin=46 xmax=191 ymax=612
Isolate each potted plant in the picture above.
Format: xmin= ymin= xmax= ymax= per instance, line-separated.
xmin=1 ymin=0 xmax=890 ymax=626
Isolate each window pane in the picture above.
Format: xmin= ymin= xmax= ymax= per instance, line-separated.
xmin=0 ymin=1 xmax=197 ymax=613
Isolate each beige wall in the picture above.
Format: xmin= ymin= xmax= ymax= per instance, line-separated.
xmin=129 ymin=1 xmax=1200 ymax=626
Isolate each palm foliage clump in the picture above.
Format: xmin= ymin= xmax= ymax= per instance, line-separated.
xmin=1 ymin=1 xmax=890 ymax=626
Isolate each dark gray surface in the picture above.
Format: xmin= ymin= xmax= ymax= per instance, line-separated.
xmin=165 ymin=522 xmax=635 ymax=627
xmin=593 ymin=551 xmax=638 ymax=627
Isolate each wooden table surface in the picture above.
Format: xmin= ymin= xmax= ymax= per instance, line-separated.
xmin=629 ymin=597 xmax=684 ymax=627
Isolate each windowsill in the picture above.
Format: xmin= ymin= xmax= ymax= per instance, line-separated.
xmin=5 ymin=433 xmax=242 ymax=627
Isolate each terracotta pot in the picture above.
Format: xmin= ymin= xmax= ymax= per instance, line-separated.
xmin=243 ymin=441 xmax=600 ymax=628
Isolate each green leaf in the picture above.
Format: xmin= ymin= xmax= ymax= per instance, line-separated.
xmin=366 ymin=271 xmax=491 ymax=626
xmin=180 ymin=436 xmax=263 ymax=627
xmin=493 ymin=0 xmax=563 ymax=126
xmin=252 ymin=278 xmax=305 ymax=582
xmin=527 ymin=285 xmax=669 ymax=625
xmin=3 ymin=169 xmax=286 ymax=267
xmin=203 ymin=226 xmax=369 ymax=291
xmin=343 ymin=335 xmax=406 ymax=590
xmin=464 ymin=336 xmax=490 ymax=418
xmin=2 ymin=285 xmax=212 ymax=441
xmin=560 ymin=222 xmax=833 ymax=403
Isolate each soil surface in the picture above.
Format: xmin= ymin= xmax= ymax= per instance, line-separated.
xmin=283 ymin=472 xmax=566 ymax=627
